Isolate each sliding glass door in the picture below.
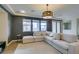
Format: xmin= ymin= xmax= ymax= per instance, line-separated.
xmin=52 ymin=21 xmax=61 ymax=33
xmin=57 ymin=22 xmax=61 ymax=33
xmin=52 ymin=21 xmax=56 ymax=33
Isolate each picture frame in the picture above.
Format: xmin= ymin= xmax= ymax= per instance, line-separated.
xmin=63 ymin=21 xmax=71 ymax=30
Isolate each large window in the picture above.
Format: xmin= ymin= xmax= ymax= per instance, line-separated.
xmin=23 ymin=19 xmax=31 ymax=32
xmin=32 ymin=20 xmax=39 ymax=31
xmin=41 ymin=21 xmax=47 ymax=31
xmin=23 ymin=19 xmax=47 ymax=32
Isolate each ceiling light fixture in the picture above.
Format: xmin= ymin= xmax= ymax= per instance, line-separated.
xmin=20 ymin=10 xmax=26 ymax=14
xmin=42 ymin=4 xmax=53 ymax=19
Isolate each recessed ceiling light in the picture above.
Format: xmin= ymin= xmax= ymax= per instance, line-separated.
xmin=19 ymin=10 xmax=26 ymax=13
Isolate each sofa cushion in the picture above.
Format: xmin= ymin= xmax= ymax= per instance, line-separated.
xmin=33 ymin=32 xmax=42 ymax=36
xmin=44 ymin=36 xmax=55 ymax=41
xmin=33 ymin=36 xmax=44 ymax=41
xmin=52 ymin=40 xmax=69 ymax=49
xmin=41 ymin=32 xmax=48 ymax=36
xmin=33 ymin=36 xmax=43 ymax=39
xmin=23 ymin=36 xmax=34 ymax=43
xmin=49 ymin=32 xmax=54 ymax=37
xmin=63 ymin=34 xmax=78 ymax=43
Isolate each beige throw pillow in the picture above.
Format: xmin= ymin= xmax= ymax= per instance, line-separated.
xmin=60 ymin=33 xmax=64 ymax=40
xmin=53 ymin=33 xmax=60 ymax=40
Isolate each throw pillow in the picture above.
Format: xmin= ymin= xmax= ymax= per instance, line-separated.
xmin=60 ymin=33 xmax=64 ymax=40
xmin=54 ymin=33 xmax=60 ymax=40
xmin=33 ymin=32 xmax=42 ymax=36
xmin=46 ymin=31 xmax=51 ymax=36
xmin=49 ymin=33 xmax=54 ymax=37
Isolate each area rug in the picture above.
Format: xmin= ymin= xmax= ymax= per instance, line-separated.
xmin=14 ymin=41 xmax=61 ymax=54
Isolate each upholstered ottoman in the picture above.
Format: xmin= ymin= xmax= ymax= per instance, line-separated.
xmin=23 ymin=36 xmax=34 ymax=43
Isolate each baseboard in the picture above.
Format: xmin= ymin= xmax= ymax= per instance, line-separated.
xmin=7 ymin=40 xmax=17 ymax=46
xmin=7 ymin=40 xmax=13 ymax=46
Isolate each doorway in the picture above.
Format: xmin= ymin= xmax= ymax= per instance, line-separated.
xmin=0 ymin=7 xmax=9 ymax=46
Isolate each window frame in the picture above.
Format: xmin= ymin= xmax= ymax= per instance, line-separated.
xmin=32 ymin=20 xmax=40 ymax=32
xmin=23 ymin=19 xmax=31 ymax=32
xmin=41 ymin=20 xmax=47 ymax=31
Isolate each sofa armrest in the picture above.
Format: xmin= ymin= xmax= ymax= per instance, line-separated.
xmin=68 ymin=42 xmax=79 ymax=54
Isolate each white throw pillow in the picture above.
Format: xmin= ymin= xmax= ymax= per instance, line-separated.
xmin=54 ymin=33 xmax=60 ymax=40
xmin=49 ymin=32 xmax=54 ymax=37
xmin=46 ymin=31 xmax=51 ymax=36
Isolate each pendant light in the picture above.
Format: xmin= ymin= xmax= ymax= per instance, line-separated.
xmin=42 ymin=4 xmax=53 ymax=19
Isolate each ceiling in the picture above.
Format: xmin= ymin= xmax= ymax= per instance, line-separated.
xmin=2 ymin=4 xmax=79 ymax=19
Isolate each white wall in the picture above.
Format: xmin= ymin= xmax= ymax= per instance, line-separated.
xmin=0 ymin=8 xmax=9 ymax=45
xmin=62 ymin=16 xmax=77 ymax=35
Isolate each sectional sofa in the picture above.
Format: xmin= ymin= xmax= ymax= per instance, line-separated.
xmin=23 ymin=32 xmax=45 ymax=43
xmin=23 ymin=31 xmax=79 ymax=54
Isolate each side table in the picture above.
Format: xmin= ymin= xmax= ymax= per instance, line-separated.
xmin=16 ymin=34 xmax=23 ymax=43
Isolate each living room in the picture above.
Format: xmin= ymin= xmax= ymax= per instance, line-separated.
xmin=0 ymin=4 xmax=79 ymax=54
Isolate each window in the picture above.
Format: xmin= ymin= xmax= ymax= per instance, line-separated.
xmin=23 ymin=19 xmax=31 ymax=32
xmin=41 ymin=21 xmax=47 ymax=31
xmin=23 ymin=19 xmax=48 ymax=32
xmin=32 ymin=20 xmax=39 ymax=31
